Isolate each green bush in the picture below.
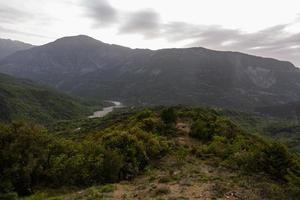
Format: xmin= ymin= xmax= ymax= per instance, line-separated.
xmin=135 ymin=109 xmax=153 ymax=120
xmin=0 ymin=122 xmax=50 ymax=196
xmin=260 ymin=142 xmax=295 ymax=180
xmin=161 ymin=108 xmax=177 ymax=125
xmin=190 ymin=119 xmax=214 ymax=141
xmin=0 ymin=121 xmax=169 ymax=197
xmin=214 ymin=118 xmax=238 ymax=139
xmin=101 ymin=128 xmax=168 ymax=179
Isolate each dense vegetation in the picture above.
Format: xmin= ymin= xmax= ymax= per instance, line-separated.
xmin=221 ymin=109 xmax=300 ymax=151
xmin=1 ymin=106 xmax=300 ymax=199
xmin=0 ymin=73 xmax=93 ymax=123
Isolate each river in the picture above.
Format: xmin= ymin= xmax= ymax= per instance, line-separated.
xmin=88 ymin=101 xmax=123 ymax=118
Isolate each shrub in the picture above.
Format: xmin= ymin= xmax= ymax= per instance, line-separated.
xmin=214 ymin=118 xmax=238 ymax=139
xmin=190 ymin=119 xmax=214 ymax=141
xmin=260 ymin=142 xmax=294 ymax=180
xmin=0 ymin=122 xmax=49 ymax=196
xmin=101 ymin=150 xmax=123 ymax=183
xmin=136 ymin=109 xmax=153 ymax=120
xmin=100 ymin=129 xmax=168 ymax=179
xmin=161 ymin=108 xmax=177 ymax=125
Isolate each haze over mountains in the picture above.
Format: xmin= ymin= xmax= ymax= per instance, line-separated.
xmin=0 ymin=38 xmax=33 ymax=60
xmin=1 ymin=35 xmax=300 ymax=111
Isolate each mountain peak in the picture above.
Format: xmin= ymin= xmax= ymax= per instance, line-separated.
xmin=53 ymin=35 xmax=104 ymax=44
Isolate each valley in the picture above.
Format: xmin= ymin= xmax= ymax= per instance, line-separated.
xmin=0 ymin=36 xmax=300 ymax=200
xmin=89 ymin=101 xmax=123 ymax=118
xmin=1 ymin=0 xmax=300 ymax=198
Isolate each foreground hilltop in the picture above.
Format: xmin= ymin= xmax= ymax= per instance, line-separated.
xmin=1 ymin=35 xmax=300 ymax=110
xmin=1 ymin=106 xmax=300 ymax=199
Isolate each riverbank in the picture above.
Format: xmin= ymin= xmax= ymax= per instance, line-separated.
xmin=88 ymin=101 xmax=123 ymax=118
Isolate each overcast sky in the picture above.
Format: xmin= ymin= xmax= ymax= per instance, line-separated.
xmin=1 ymin=0 xmax=300 ymax=66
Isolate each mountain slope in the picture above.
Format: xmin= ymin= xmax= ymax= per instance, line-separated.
xmin=0 ymin=38 xmax=33 ymax=60
xmin=1 ymin=35 xmax=300 ymax=110
xmin=256 ymin=101 xmax=300 ymax=119
xmin=0 ymin=73 xmax=91 ymax=123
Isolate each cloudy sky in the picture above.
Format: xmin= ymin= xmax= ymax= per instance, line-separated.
xmin=1 ymin=0 xmax=300 ymax=66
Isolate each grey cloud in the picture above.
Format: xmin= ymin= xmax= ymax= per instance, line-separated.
xmin=119 ymin=9 xmax=161 ymax=38
xmin=163 ymin=22 xmax=201 ymax=41
xmin=82 ymin=0 xmax=118 ymax=27
xmin=115 ymin=11 xmax=300 ymax=65
xmin=0 ymin=2 xmax=58 ymax=26
xmin=0 ymin=26 xmax=52 ymax=39
xmin=83 ymin=0 xmax=161 ymax=38
xmin=160 ymin=22 xmax=300 ymax=66
xmin=0 ymin=5 xmax=32 ymax=23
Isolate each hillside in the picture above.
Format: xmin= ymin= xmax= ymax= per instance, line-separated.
xmin=0 ymin=38 xmax=33 ymax=60
xmin=256 ymin=101 xmax=300 ymax=119
xmin=0 ymin=73 xmax=92 ymax=123
xmin=1 ymin=107 xmax=299 ymax=199
xmin=1 ymin=35 xmax=300 ymax=110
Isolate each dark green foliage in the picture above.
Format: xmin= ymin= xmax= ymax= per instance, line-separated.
xmin=261 ymin=142 xmax=295 ymax=179
xmin=194 ymin=129 xmax=300 ymax=182
xmin=0 ymin=192 xmax=17 ymax=200
xmin=1 ymin=106 xmax=300 ymax=199
xmin=136 ymin=109 xmax=153 ymax=120
xmin=190 ymin=116 xmax=238 ymax=142
xmin=100 ymin=129 xmax=168 ymax=179
xmin=0 ymin=122 xmax=49 ymax=195
xmin=101 ymin=150 xmax=123 ymax=182
xmin=176 ymin=107 xmax=300 ymax=194
xmin=190 ymin=119 xmax=214 ymax=141
xmin=0 ymin=117 xmax=169 ymax=197
xmin=161 ymin=108 xmax=177 ymax=125
xmin=101 ymin=131 xmax=148 ymax=179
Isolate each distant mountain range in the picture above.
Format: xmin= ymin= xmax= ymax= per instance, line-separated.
xmin=0 ymin=38 xmax=33 ymax=60
xmin=0 ymin=72 xmax=91 ymax=123
xmin=1 ymin=35 xmax=300 ymax=111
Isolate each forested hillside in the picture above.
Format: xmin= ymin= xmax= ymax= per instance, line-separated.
xmin=0 ymin=73 xmax=92 ymax=123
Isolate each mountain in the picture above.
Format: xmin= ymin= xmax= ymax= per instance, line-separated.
xmin=1 ymin=35 xmax=300 ymax=110
xmin=0 ymin=38 xmax=33 ymax=60
xmin=0 ymin=72 xmax=91 ymax=123
xmin=256 ymin=101 xmax=300 ymax=119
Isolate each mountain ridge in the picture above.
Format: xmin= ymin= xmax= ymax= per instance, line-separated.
xmin=53 ymin=35 xmax=299 ymax=65
xmin=0 ymin=38 xmax=33 ymax=60
xmin=0 ymin=35 xmax=299 ymax=110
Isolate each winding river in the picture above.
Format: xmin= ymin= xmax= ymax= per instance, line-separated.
xmin=88 ymin=101 xmax=123 ymax=118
